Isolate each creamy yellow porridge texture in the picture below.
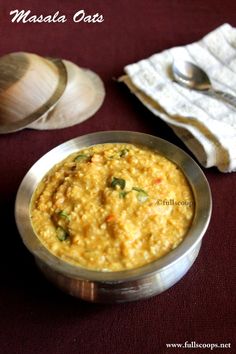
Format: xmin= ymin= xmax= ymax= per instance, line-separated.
xmin=31 ymin=143 xmax=194 ymax=271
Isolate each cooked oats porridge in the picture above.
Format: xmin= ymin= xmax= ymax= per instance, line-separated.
xmin=30 ymin=143 xmax=194 ymax=271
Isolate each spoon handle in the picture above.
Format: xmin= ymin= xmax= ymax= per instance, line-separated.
xmin=209 ymin=89 xmax=236 ymax=109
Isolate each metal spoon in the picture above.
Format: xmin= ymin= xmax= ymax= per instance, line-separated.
xmin=172 ymin=60 xmax=236 ymax=108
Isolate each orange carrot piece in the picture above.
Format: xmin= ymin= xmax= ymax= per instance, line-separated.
xmin=106 ymin=214 xmax=116 ymax=222
xmin=153 ymin=178 xmax=162 ymax=184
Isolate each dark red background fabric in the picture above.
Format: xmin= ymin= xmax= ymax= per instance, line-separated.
xmin=0 ymin=1 xmax=235 ymax=353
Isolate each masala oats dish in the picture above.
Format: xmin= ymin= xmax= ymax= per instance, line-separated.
xmin=30 ymin=143 xmax=194 ymax=271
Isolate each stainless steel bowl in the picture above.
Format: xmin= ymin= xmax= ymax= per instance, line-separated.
xmin=15 ymin=131 xmax=212 ymax=303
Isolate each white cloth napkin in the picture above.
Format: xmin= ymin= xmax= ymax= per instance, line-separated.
xmin=120 ymin=24 xmax=236 ymax=172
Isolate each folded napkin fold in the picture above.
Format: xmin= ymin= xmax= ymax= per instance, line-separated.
xmin=120 ymin=24 xmax=236 ymax=172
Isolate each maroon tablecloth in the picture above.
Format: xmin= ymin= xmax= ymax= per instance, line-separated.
xmin=0 ymin=1 xmax=235 ymax=353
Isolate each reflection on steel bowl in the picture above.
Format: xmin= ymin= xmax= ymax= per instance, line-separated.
xmin=15 ymin=131 xmax=212 ymax=303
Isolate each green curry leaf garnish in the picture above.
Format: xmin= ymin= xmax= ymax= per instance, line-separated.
xmin=58 ymin=210 xmax=70 ymax=220
xmin=119 ymin=191 xmax=129 ymax=199
xmin=56 ymin=226 xmax=68 ymax=241
xmin=74 ymin=154 xmax=90 ymax=162
xmin=132 ymin=187 xmax=149 ymax=202
xmin=110 ymin=177 xmax=126 ymax=190
xmin=119 ymin=149 xmax=129 ymax=157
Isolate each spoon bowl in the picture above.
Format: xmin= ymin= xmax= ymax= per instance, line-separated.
xmin=172 ymin=60 xmax=236 ymax=108
xmin=172 ymin=60 xmax=211 ymax=91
